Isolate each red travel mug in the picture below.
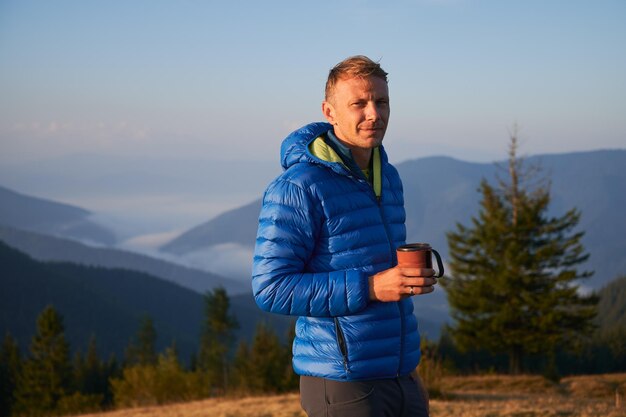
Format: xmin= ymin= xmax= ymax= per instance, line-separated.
xmin=396 ymin=243 xmax=444 ymax=277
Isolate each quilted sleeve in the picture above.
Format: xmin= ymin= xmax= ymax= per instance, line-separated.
xmin=252 ymin=179 xmax=370 ymax=317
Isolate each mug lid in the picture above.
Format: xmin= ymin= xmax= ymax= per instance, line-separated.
xmin=397 ymin=243 xmax=432 ymax=251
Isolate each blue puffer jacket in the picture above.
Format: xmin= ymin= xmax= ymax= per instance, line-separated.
xmin=252 ymin=122 xmax=420 ymax=381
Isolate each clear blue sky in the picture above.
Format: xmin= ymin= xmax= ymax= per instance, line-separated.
xmin=1 ymin=0 xmax=625 ymax=165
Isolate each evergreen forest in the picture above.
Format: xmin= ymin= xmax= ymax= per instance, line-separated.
xmin=0 ymin=239 xmax=625 ymax=416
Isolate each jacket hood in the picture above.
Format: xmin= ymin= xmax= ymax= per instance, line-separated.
xmin=280 ymin=122 xmax=332 ymax=170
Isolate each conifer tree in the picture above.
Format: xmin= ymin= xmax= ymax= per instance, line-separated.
xmin=444 ymin=130 xmax=598 ymax=374
xmin=0 ymin=333 xmax=21 ymax=417
xmin=231 ymin=327 xmax=294 ymax=394
xmin=281 ymin=324 xmax=298 ymax=392
xmin=197 ymin=287 xmax=238 ymax=394
xmin=103 ymin=353 xmax=120 ymax=406
xmin=245 ymin=322 xmax=289 ymax=393
xmin=14 ymin=305 xmax=72 ymax=416
xmin=74 ymin=335 xmax=108 ymax=404
xmin=125 ymin=316 xmax=158 ymax=366
xmin=231 ymin=340 xmax=251 ymax=392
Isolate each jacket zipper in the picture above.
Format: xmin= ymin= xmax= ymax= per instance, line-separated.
xmin=334 ymin=318 xmax=350 ymax=374
xmin=373 ymin=169 xmax=405 ymax=376
xmin=339 ymin=159 xmax=405 ymax=376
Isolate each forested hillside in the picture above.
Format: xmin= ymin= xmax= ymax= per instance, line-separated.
xmin=0 ymin=226 xmax=244 ymax=295
xmin=0 ymin=241 xmax=292 ymax=361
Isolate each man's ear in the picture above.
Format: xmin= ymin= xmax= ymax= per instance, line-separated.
xmin=322 ymin=101 xmax=336 ymax=125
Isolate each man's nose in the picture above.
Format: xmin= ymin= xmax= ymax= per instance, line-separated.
xmin=365 ymin=102 xmax=380 ymax=121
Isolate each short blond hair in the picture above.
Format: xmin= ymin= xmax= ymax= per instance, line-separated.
xmin=325 ymin=55 xmax=388 ymax=101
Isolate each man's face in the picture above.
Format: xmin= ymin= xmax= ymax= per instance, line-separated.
xmin=322 ymin=76 xmax=390 ymax=150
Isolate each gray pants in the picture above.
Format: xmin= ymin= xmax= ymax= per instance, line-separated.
xmin=300 ymin=375 xmax=429 ymax=417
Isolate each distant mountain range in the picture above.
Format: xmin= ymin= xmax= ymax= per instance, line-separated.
xmin=161 ymin=200 xmax=261 ymax=255
xmin=161 ymin=149 xmax=626 ymax=291
xmin=0 ymin=242 xmax=293 ymax=361
xmin=0 ymin=185 xmax=117 ymax=245
xmin=0 ymin=153 xmax=280 ymax=232
xmin=1 ymin=149 xmax=623 ymax=343
xmin=0 ymin=226 xmax=245 ymax=296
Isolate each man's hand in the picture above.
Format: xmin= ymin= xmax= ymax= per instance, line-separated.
xmin=368 ymin=266 xmax=437 ymax=302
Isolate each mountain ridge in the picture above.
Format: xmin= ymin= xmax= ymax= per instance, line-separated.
xmin=0 ymin=225 xmax=246 ymax=296
xmin=0 ymin=185 xmax=117 ymax=245
xmin=161 ymin=149 xmax=626 ymax=290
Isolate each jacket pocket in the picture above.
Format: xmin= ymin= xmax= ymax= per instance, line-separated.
xmin=334 ymin=318 xmax=350 ymax=373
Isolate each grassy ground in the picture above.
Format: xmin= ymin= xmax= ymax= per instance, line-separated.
xmin=77 ymin=373 xmax=626 ymax=417
xmin=432 ymin=373 xmax=626 ymax=417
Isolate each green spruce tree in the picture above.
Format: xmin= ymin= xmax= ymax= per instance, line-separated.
xmin=197 ymin=287 xmax=238 ymax=394
xmin=444 ymin=129 xmax=598 ymax=374
xmin=14 ymin=305 xmax=72 ymax=416
xmin=281 ymin=324 xmax=298 ymax=392
xmin=246 ymin=322 xmax=290 ymax=394
xmin=125 ymin=316 xmax=158 ymax=366
xmin=73 ymin=335 xmax=108 ymax=404
xmin=102 ymin=353 xmax=119 ymax=406
xmin=0 ymin=333 xmax=22 ymax=417
xmin=231 ymin=340 xmax=251 ymax=393
xmin=231 ymin=323 xmax=296 ymax=394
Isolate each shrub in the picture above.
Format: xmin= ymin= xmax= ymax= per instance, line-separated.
xmin=111 ymin=348 xmax=207 ymax=407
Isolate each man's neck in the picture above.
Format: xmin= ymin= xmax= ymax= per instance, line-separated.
xmin=327 ymin=130 xmax=372 ymax=170
xmin=350 ymin=148 xmax=373 ymax=170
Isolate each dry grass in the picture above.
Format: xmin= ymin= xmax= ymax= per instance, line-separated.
xmin=76 ymin=374 xmax=626 ymax=417
xmin=77 ymin=394 xmax=306 ymax=417
xmin=432 ymin=373 xmax=626 ymax=417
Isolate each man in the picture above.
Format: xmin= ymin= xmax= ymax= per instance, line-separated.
xmin=252 ymin=55 xmax=436 ymax=417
